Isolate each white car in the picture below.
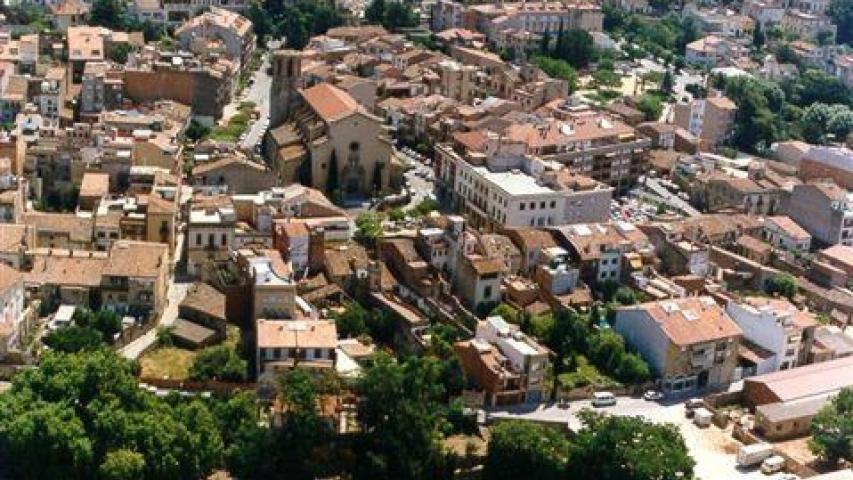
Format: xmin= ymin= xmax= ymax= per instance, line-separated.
xmin=643 ymin=390 xmax=664 ymax=401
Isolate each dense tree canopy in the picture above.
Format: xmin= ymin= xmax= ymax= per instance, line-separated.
xmin=365 ymin=0 xmax=419 ymax=31
xmin=0 ymin=349 xmax=236 ymax=479
xmin=247 ymin=0 xmax=343 ymax=49
xmin=571 ymin=410 xmax=695 ymax=480
xmin=828 ymin=0 xmax=853 ymax=45
xmin=189 ymin=345 xmax=248 ymax=382
xmin=810 ymin=387 xmax=853 ymax=464
xmin=484 ymin=421 xmax=569 ymax=480
xmin=353 ymin=353 xmax=456 ymax=480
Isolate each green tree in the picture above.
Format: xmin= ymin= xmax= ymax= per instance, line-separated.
xmin=354 ymin=354 xmax=455 ymax=480
xmin=570 ymin=411 xmax=695 ymax=480
xmin=554 ymin=28 xmax=595 ymax=69
xmin=43 ymin=325 xmax=103 ymax=352
xmin=334 ymin=301 xmax=369 ymax=338
xmin=613 ymin=287 xmax=638 ymax=305
xmin=0 ymin=349 xmax=232 ymax=479
xmin=107 ymin=43 xmax=133 ymax=64
xmin=326 ymin=149 xmax=339 ymax=194
xmin=365 ymin=0 xmax=386 ymax=24
xmin=355 ymin=212 xmax=383 ymax=245
xmin=185 ymin=120 xmax=210 ymax=141
xmin=484 ymin=421 xmax=569 ymax=480
xmin=189 ymin=345 xmax=248 ymax=382
xmin=809 ymin=387 xmax=853 ymax=464
xmin=530 ymin=55 xmax=578 ymax=93
xmin=753 ymin=22 xmax=765 ymax=48
xmin=90 ymin=0 xmax=125 ymax=29
xmin=635 ymin=93 xmax=663 ymax=121
xmin=828 ymin=0 xmax=853 ymax=45
xmin=3 ymin=402 xmax=94 ymax=479
xmin=661 ymin=69 xmax=675 ymax=95
xmin=592 ymin=68 xmax=622 ymax=89
xmin=99 ymin=449 xmax=146 ymax=480
xmin=765 ymin=273 xmax=798 ymax=300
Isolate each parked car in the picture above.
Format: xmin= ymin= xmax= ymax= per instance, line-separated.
xmin=643 ymin=390 xmax=664 ymax=401
xmin=760 ymin=455 xmax=786 ymax=474
xmin=591 ymin=392 xmax=617 ymax=407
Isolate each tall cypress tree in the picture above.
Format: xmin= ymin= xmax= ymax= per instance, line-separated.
xmin=326 ymin=150 xmax=339 ymax=194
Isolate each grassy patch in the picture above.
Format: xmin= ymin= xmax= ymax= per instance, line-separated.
xmin=558 ymin=355 xmax=622 ymax=391
xmin=209 ymin=110 xmax=251 ymax=142
xmin=139 ymin=347 xmax=196 ymax=380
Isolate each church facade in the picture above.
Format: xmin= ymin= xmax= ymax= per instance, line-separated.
xmin=267 ymin=51 xmax=392 ymax=198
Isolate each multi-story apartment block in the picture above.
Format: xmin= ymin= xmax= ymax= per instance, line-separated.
xmin=436 ymin=139 xmax=612 ymax=231
xmin=431 ymin=0 xmax=465 ymax=31
xmin=799 ymin=147 xmax=853 ymax=191
xmin=785 ymin=182 xmax=853 ymax=247
xmin=37 ymin=67 xmax=66 ymax=120
xmin=187 ymin=195 xmax=236 ymax=277
xmin=673 ymin=94 xmax=737 ymax=150
xmin=80 ymin=61 xmax=124 ymax=116
xmin=464 ymin=1 xmax=603 ymax=41
xmin=725 ymin=297 xmax=817 ymax=376
xmin=455 ymin=316 xmax=550 ymax=405
xmin=614 ymin=297 xmax=743 ymax=393
xmin=175 ymin=7 xmax=255 ymax=71
xmin=125 ymin=48 xmax=236 ymax=123
xmin=685 ymin=35 xmax=749 ymax=66
xmin=781 ymin=9 xmax=836 ymax=43
xmin=0 ymin=263 xmax=27 ymax=360
xmin=552 ymin=221 xmax=653 ymax=285
xmin=100 ymin=240 xmax=169 ymax=318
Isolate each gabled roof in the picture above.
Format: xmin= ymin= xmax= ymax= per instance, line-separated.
xmin=301 ymin=83 xmax=359 ymax=122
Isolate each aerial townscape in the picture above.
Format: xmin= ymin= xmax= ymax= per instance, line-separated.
xmin=0 ymin=0 xmax=852 ymax=477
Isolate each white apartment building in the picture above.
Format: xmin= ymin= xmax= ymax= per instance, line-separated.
xmin=187 ymin=199 xmax=236 ymax=276
xmin=763 ymin=216 xmax=812 ymax=253
xmin=476 ymin=316 xmax=550 ymax=403
xmin=725 ymin=297 xmax=817 ymax=375
xmin=443 ymin=147 xmax=612 ymax=232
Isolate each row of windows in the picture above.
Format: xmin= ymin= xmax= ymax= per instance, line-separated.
xmin=519 ymin=200 xmax=557 ymax=211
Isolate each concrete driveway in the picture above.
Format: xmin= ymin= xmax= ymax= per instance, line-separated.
xmin=489 ymin=397 xmax=796 ymax=480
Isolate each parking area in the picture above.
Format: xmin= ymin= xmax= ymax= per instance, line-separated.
xmin=489 ymin=396 xmax=796 ymax=480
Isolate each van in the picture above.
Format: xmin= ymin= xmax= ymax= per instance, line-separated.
xmin=760 ymin=455 xmax=786 ymax=474
xmin=737 ymin=443 xmax=774 ymax=467
xmin=592 ymin=392 xmax=617 ymax=407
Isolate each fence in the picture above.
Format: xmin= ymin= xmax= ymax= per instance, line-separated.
xmin=139 ymin=376 xmax=257 ymax=394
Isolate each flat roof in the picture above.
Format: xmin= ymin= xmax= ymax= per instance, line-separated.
xmin=471 ymin=166 xmax=555 ymax=197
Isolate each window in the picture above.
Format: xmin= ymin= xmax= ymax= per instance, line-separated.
xmin=221 ymin=233 xmax=227 ymax=246
xmin=520 ymin=203 xmax=525 ymax=211
xmin=550 ymin=201 xmax=556 ymax=208
xmin=483 ymin=285 xmax=492 ymax=299
xmin=196 ymin=233 xmax=202 ymax=245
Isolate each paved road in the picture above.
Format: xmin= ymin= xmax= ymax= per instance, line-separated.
xmin=119 ymin=231 xmax=189 ymax=360
xmin=398 ymin=149 xmax=436 ymax=211
xmin=643 ymin=177 xmax=701 ymax=217
xmin=489 ymin=396 xmax=795 ymax=480
xmin=119 ymin=279 xmax=191 ymax=360
xmin=239 ymin=53 xmax=272 ymax=151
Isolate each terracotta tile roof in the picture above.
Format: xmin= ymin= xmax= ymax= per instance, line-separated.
xmin=26 ymin=255 xmax=106 ymax=287
xmin=0 ymin=224 xmax=28 ymax=253
xmin=737 ymin=235 xmax=771 ymax=253
xmin=620 ymin=296 xmax=742 ymax=346
xmin=766 ymin=216 xmax=810 ymax=240
xmin=180 ymin=282 xmax=226 ymax=320
xmin=739 ymin=296 xmax=817 ymax=330
xmin=256 ymin=319 xmax=337 ymax=349
xmin=301 ymin=83 xmax=359 ymax=122
xmin=192 ymin=155 xmax=267 ymax=176
xmin=171 ymin=318 xmax=217 ymax=345
xmin=0 ymin=263 xmax=22 ymax=292
xmin=104 ymin=240 xmax=167 ymax=278
xmin=50 ymin=0 xmax=89 ymax=16
xmin=744 ymin=356 xmax=853 ymax=403
xmin=24 ymin=212 xmax=93 ymax=245
xmin=467 ymin=254 xmax=504 ymax=275
xmin=452 ymin=130 xmax=488 ymax=152
xmin=820 ymin=245 xmax=853 ymax=268
xmin=505 ymin=227 xmax=556 ymax=250
xmin=79 ymin=172 xmax=109 ymax=198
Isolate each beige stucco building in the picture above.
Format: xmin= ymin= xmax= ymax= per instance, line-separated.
xmin=276 ymin=82 xmax=392 ymax=198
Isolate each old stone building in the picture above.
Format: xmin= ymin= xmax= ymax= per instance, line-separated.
xmin=267 ymin=80 xmax=391 ymax=198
